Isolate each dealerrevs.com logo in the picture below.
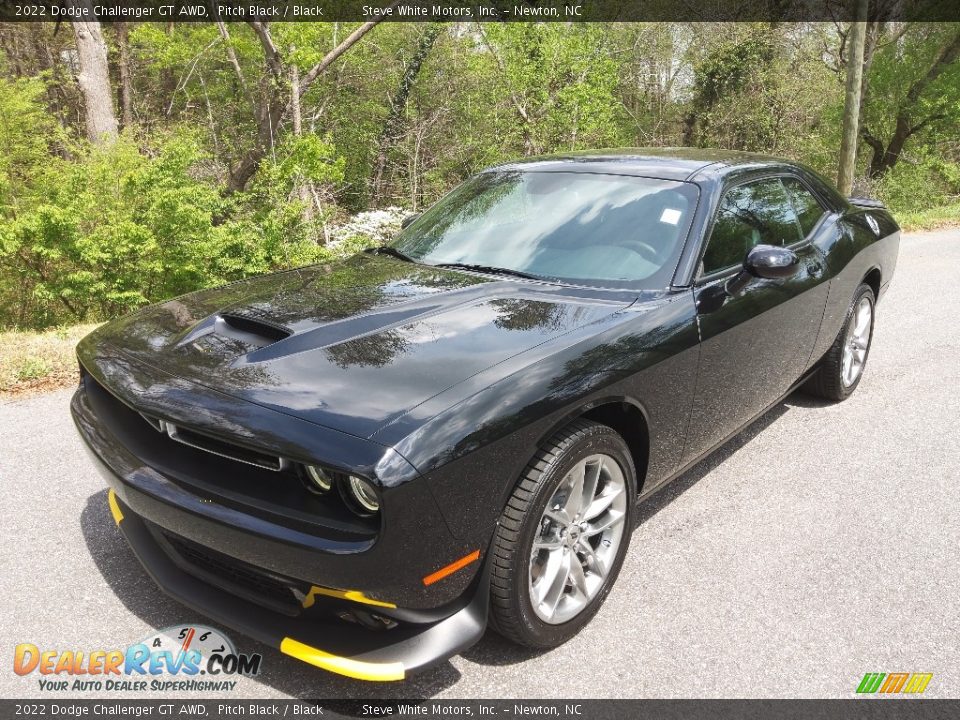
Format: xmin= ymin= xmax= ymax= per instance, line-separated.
xmin=856 ymin=673 xmax=934 ymax=695
xmin=13 ymin=625 xmax=262 ymax=693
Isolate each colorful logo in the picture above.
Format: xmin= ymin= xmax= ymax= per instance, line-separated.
xmin=856 ymin=673 xmax=933 ymax=694
xmin=13 ymin=625 xmax=261 ymax=693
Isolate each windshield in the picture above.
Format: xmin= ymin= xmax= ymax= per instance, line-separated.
xmin=391 ymin=170 xmax=699 ymax=288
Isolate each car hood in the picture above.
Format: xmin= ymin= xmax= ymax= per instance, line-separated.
xmin=87 ymin=254 xmax=631 ymax=438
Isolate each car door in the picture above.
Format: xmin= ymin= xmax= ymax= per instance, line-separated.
xmin=682 ymin=175 xmax=830 ymax=462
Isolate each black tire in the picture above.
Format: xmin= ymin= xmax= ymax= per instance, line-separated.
xmin=488 ymin=420 xmax=637 ymax=648
xmin=803 ymin=283 xmax=876 ymax=401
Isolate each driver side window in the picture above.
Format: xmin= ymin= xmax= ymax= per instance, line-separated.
xmin=701 ymin=179 xmax=802 ymax=275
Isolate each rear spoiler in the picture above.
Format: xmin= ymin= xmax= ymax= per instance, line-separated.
xmin=848 ymin=196 xmax=886 ymax=209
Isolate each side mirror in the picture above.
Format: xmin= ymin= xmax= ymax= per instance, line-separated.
xmin=717 ymin=245 xmax=801 ymax=301
xmin=400 ymin=213 xmax=420 ymax=230
xmin=697 ymin=244 xmax=803 ymax=314
xmin=743 ymin=244 xmax=800 ymax=280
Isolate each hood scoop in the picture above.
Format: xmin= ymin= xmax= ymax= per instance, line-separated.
xmin=174 ymin=311 xmax=292 ymax=356
xmin=217 ymin=313 xmax=291 ymax=346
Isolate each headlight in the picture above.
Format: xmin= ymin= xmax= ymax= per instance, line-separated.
xmin=342 ymin=475 xmax=380 ymax=515
xmin=303 ymin=465 xmax=333 ymax=494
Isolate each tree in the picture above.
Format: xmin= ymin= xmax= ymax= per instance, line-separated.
xmin=70 ymin=3 xmax=118 ymax=144
xmin=613 ymin=23 xmax=689 ymax=146
xmin=476 ymin=23 xmax=623 ymax=157
xmin=682 ymin=26 xmax=778 ymax=147
xmin=3 ymin=17 xmax=960 ymax=332
xmin=837 ymin=2 xmax=868 ymax=195
xmin=861 ymin=25 xmax=960 ymax=177
xmin=114 ymin=22 xmax=134 ymax=129
xmin=228 ymin=19 xmax=390 ymax=192
xmin=369 ymin=24 xmax=443 ymax=206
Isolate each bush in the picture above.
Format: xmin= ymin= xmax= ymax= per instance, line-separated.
xmin=874 ymin=151 xmax=960 ymax=214
xmin=0 ymin=118 xmax=355 ymax=330
xmin=2 ymin=134 xmax=232 ymax=326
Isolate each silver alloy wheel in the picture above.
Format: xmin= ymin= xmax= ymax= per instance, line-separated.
xmin=528 ymin=453 xmax=627 ymax=624
xmin=842 ymin=296 xmax=873 ymax=387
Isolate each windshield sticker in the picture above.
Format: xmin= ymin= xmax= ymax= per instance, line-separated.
xmin=659 ymin=208 xmax=682 ymax=225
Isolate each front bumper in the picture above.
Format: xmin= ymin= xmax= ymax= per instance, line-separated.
xmin=71 ymin=375 xmax=490 ymax=680
xmin=104 ymin=488 xmax=488 ymax=681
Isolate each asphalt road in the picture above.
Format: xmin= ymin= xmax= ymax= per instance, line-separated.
xmin=2 ymin=228 xmax=958 ymax=700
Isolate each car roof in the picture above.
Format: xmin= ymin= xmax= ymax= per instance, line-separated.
xmin=486 ymin=147 xmax=789 ymax=182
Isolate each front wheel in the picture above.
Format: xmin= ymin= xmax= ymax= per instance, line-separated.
xmin=488 ymin=420 xmax=636 ymax=648
xmin=804 ymin=283 xmax=876 ymax=401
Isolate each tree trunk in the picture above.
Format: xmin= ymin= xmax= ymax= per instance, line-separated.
xmin=115 ymin=22 xmax=134 ymax=129
xmin=290 ymin=62 xmax=303 ymax=136
xmin=681 ymin=111 xmax=698 ymax=146
xmin=71 ymin=10 xmax=118 ymax=144
xmin=837 ymin=1 xmax=868 ymax=196
xmin=228 ymin=21 xmax=286 ymax=191
xmin=215 ymin=20 xmax=248 ymax=94
xmin=872 ymin=116 xmax=911 ymax=176
xmin=369 ymin=24 xmax=442 ymax=206
xmin=289 ymin=59 xmax=318 ymax=229
xmin=229 ymin=94 xmax=286 ymax=191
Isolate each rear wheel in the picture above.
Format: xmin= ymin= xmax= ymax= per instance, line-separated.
xmin=488 ymin=420 xmax=636 ymax=648
xmin=804 ymin=283 xmax=875 ymax=401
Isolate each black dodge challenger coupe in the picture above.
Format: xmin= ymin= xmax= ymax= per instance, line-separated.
xmin=72 ymin=149 xmax=899 ymax=681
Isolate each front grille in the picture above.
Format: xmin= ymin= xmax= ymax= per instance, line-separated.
xmin=138 ymin=411 xmax=288 ymax=471
xmin=162 ymin=531 xmax=301 ymax=615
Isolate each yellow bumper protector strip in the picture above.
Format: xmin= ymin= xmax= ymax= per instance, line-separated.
xmin=280 ymin=637 xmax=405 ymax=681
xmin=107 ymin=489 xmax=124 ymax=525
xmin=301 ymin=586 xmax=396 ymax=609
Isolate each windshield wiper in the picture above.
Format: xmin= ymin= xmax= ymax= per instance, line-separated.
xmin=364 ymin=246 xmax=415 ymax=263
xmin=435 ymin=262 xmax=540 ymax=280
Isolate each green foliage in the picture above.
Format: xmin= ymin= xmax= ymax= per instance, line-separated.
xmin=479 ymin=24 xmax=624 ymax=154
xmin=875 ymin=150 xmax=960 ymax=213
xmin=861 ymin=24 xmax=960 ymax=152
xmin=691 ymin=29 xmax=776 ymax=109
xmin=0 ymin=123 xmax=340 ymax=329
xmin=0 ymin=75 xmax=71 ymax=214
xmin=256 ymin=133 xmax=346 ymax=200
xmin=687 ymin=25 xmax=842 ymax=166
xmin=2 ymin=20 xmax=960 ymax=331
xmin=14 ymin=356 xmax=51 ymax=382
xmin=895 ymin=202 xmax=960 ymax=231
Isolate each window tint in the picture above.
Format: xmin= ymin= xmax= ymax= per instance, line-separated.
xmin=782 ymin=177 xmax=825 ymax=237
xmin=701 ymin=179 xmax=801 ymax=274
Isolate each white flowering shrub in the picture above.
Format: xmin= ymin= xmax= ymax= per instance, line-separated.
xmin=327 ymin=207 xmax=409 ymax=252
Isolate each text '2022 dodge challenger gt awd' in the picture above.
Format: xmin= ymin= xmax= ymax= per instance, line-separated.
xmin=72 ymin=149 xmax=899 ymax=681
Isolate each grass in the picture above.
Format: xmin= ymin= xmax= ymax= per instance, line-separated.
xmin=897 ymin=203 xmax=960 ymax=232
xmin=0 ymin=323 xmax=100 ymax=399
